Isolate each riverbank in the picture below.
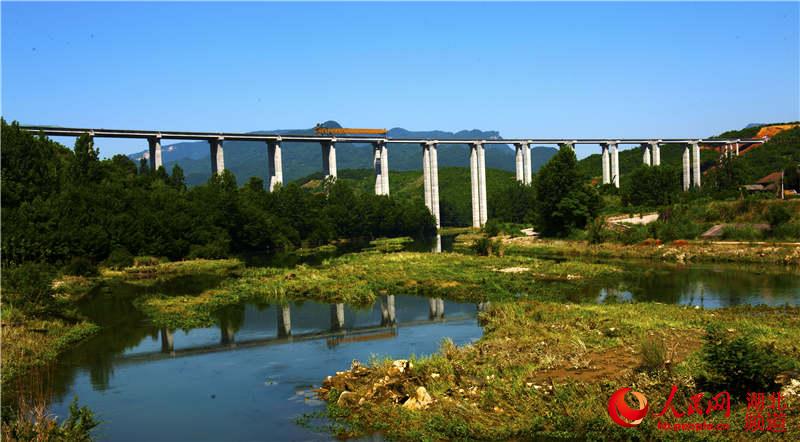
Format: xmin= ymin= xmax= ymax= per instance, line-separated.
xmin=503 ymin=237 xmax=800 ymax=265
xmin=318 ymin=301 xmax=800 ymax=440
xmin=0 ymin=310 xmax=99 ymax=390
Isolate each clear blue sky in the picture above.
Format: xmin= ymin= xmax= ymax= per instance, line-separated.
xmin=2 ymin=1 xmax=798 ymax=159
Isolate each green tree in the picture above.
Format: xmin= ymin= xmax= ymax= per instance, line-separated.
xmin=534 ymin=146 xmax=601 ymax=236
xmin=620 ymin=165 xmax=681 ymax=207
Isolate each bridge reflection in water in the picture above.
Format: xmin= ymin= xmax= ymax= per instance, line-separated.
xmin=134 ymin=294 xmax=489 ymax=362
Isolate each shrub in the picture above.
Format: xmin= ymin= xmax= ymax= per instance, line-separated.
xmin=2 ymin=396 xmax=99 ymax=442
xmin=472 ymin=237 xmax=492 ymax=256
xmin=483 ymin=219 xmax=501 ymax=237
xmin=2 ymin=262 xmax=56 ymax=315
xmin=766 ymin=204 xmax=792 ymax=228
xmin=696 ymin=325 xmax=794 ymax=399
xmin=639 ymin=336 xmax=667 ymax=372
xmin=586 ymin=218 xmax=607 ymax=245
xmin=104 ymin=247 xmax=134 ymax=270
xmin=471 ymin=237 xmax=504 ymax=256
xmin=62 ymin=257 xmax=99 ymax=277
xmin=187 ymin=241 xmax=229 ymax=260
xmin=619 ymin=224 xmax=651 ymax=245
xmin=771 ymin=221 xmax=800 ymax=240
xmin=720 ymin=226 xmax=763 ymax=241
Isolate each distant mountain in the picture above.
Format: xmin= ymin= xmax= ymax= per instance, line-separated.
xmin=128 ymin=121 xmax=557 ymax=186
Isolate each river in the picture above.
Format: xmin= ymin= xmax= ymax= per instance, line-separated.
xmin=44 ymin=243 xmax=799 ymax=441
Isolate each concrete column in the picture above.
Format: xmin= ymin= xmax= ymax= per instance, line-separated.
xmin=642 ymin=143 xmax=651 ymax=166
xmin=321 ymin=140 xmax=337 ymax=179
xmin=209 ymin=138 xmax=225 ymax=175
xmin=514 ymin=144 xmax=524 ymax=182
xmin=734 ymin=142 xmax=739 ymax=156
xmin=651 ymin=142 xmax=661 ymax=166
xmin=380 ymin=295 xmax=396 ymax=326
xmin=148 ymin=136 xmax=163 ymax=171
xmin=267 ymin=140 xmax=283 ymax=192
xmin=428 ymin=142 xmax=440 ymax=228
xmin=522 ymin=142 xmax=532 ymax=185
xmin=277 ymin=305 xmax=291 ymax=338
xmin=610 ymin=142 xmax=620 ymax=188
xmin=331 ymin=303 xmax=345 ymax=331
xmin=691 ymin=141 xmax=701 ymax=188
xmin=476 ymin=143 xmax=487 ymax=226
xmin=160 ymin=328 xmax=174 ymax=353
xmin=373 ymin=143 xmax=384 ymax=195
xmin=470 ymin=144 xmax=481 ymax=228
xmin=431 ymin=234 xmax=442 ymax=253
xmin=381 ymin=142 xmax=390 ymax=195
xmin=563 ymin=142 xmax=575 ymax=152
xmin=601 ymin=144 xmax=611 ymax=185
xmin=682 ymin=145 xmax=691 ymax=191
xmin=422 ymin=143 xmax=432 ymax=210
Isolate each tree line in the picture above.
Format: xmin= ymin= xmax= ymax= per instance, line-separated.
xmin=1 ymin=120 xmax=436 ymax=269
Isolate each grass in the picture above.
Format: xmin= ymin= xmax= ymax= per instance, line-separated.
xmin=503 ymin=237 xmax=800 ymax=265
xmin=318 ymin=301 xmax=800 ymax=441
xmin=128 ymin=252 xmax=619 ymax=329
xmin=0 ymin=306 xmax=99 ymax=389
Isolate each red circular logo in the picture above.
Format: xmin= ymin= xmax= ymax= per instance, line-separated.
xmin=608 ymin=388 xmax=649 ymax=427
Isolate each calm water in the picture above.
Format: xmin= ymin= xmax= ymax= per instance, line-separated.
xmin=42 ymin=248 xmax=799 ymax=441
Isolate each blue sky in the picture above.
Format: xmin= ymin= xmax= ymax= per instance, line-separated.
xmin=2 ymin=1 xmax=798 ymax=159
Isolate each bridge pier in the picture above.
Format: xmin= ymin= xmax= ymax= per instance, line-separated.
xmin=431 ymin=234 xmax=442 ymax=253
xmin=209 ymin=138 xmax=225 ymax=175
xmin=470 ymin=142 xmax=488 ymax=227
xmin=682 ymin=145 xmax=691 ymax=191
xmin=610 ymin=142 xmax=619 ymax=188
xmin=691 ymin=141 xmax=701 ymax=188
xmin=601 ymin=144 xmax=611 ymax=185
xmin=380 ymin=295 xmax=396 ymax=326
xmin=331 ymin=303 xmax=345 ymax=331
xmin=523 ymin=142 xmax=532 ymax=185
xmin=514 ymin=143 xmax=524 ymax=182
xmin=160 ymin=327 xmax=174 ymax=353
xmin=650 ymin=142 xmax=661 ymax=166
xmin=373 ymin=141 xmax=390 ymax=195
xmin=422 ymin=142 xmax=440 ymax=228
xmin=267 ymin=140 xmax=283 ymax=192
xmin=277 ymin=305 xmax=292 ymax=338
xmin=321 ymin=140 xmax=337 ymax=180
xmin=642 ymin=143 xmax=651 ymax=166
xmin=148 ymin=136 xmax=163 ymax=171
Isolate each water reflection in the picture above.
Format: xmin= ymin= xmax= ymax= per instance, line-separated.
xmin=48 ymin=294 xmax=484 ymax=441
xmin=587 ymin=263 xmax=800 ymax=308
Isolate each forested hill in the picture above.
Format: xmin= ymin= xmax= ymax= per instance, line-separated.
xmin=577 ymin=123 xmax=800 ymax=188
xmin=127 ymin=121 xmax=558 ymax=186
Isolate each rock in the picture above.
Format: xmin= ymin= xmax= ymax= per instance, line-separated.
xmin=337 ymin=391 xmax=358 ymax=407
xmin=387 ymin=359 xmax=412 ymax=376
xmin=402 ymin=386 xmax=433 ymax=410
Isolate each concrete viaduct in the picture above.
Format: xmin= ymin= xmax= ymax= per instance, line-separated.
xmin=21 ymin=126 xmax=766 ymax=228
